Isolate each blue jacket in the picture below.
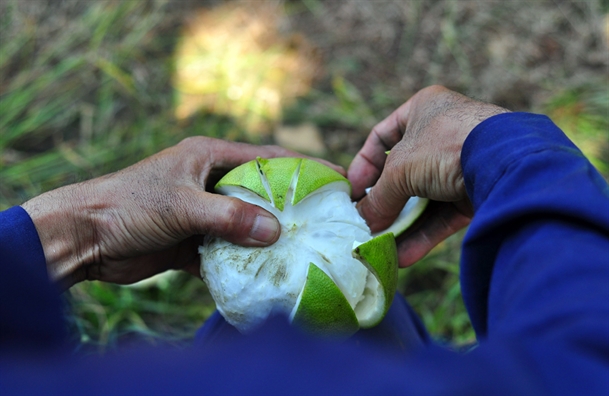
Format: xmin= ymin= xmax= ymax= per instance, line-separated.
xmin=1 ymin=113 xmax=608 ymax=394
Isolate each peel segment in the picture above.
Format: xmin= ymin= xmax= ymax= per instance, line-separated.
xmin=293 ymin=159 xmax=349 ymax=206
xmin=352 ymin=233 xmax=398 ymax=328
xmin=257 ymin=157 xmax=299 ymax=211
xmin=291 ymin=263 xmax=360 ymax=337
xmin=216 ymin=160 xmax=270 ymax=202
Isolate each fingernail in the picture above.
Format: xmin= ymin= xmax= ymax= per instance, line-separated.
xmin=250 ymin=214 xmax=280 ymax=243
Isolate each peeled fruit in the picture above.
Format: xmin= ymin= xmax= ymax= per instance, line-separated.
xmin=199 ymin=157 xmax=428 ymax=337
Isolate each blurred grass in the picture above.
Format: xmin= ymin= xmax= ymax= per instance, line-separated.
xmin=1 ymin=0 xmax=607 ymax=350
xmin=398 ymin=230 xmax=475 ymax=345
xmin=0 ymin=1 xmax=230 ymax=350
xmin=68 ymin=272 xmax=216 ymax=352
xmin=543 ymin=84 xmax=609 ymax=176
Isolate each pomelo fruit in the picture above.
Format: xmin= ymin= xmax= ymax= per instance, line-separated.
xmin=199 ymin=157 xmax=428 ymax=337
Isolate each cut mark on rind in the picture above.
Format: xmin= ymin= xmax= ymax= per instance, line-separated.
xmin=292 ymin=159 xmax=351 ymax=206
xmin=286 ymin=159 xmax=302 ymax=207
xmin=256 ymin=157 xmax=275 ymax=208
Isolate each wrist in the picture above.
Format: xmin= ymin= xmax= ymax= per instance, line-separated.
xmin=461 ymin=113 xmax=574 ymax=211
xmin=21 ymin=183 xmax=98 ymax=290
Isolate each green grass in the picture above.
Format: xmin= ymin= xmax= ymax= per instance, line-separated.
xmin=398 ymin=230 xmax=475 ymax=345
xmin=2 ymin=1 xmax=607 ymax=351
xmin=67 ymin=273 xmax=215 ymax=352
xmin=543 ymin=84 xmax=609 ymax=176
xmin=0 ymin=1 xmax=221 ymax=350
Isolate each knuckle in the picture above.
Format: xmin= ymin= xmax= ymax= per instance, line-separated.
xmin=219 ymin=198 xmax=246 ymax=235
xmin=366 ymin=189 xmax=393 ymax=219
xmin=370 ymin=124 xmax=383 ymax=137
xmin=177 ymin=136 xmax=198 ymax=147
xmin=261 ymin=144 xmax=280 ymax=151
xmin=425 ymin=84 xmax=448 ymax=94
xmin=384 ymin=155 xmax=407 ymax=179
xmin=177 ymin=136 xmax=213 ymax=152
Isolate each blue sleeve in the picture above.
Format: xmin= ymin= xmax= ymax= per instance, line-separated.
xmin=457 ymin=113 xmax=609 ymax=393
xmin=1 ymin=113 xmax=608 ymax=395
xmin=0 ymin=206 xmax=66 ymax=351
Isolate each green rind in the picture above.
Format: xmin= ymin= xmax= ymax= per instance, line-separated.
xmin=215 ymin=157 xmax=350 ymax=212
xmin=352 ymin=233 xmax=398 ymax=328
xmin=258 ymin=157 xmax=301 ymax=211
xmin=215 ymin=160 xmax=270 ymax=202
xmin=293 ymin=159 xmax=350 ymax=206
xmin=292 ymin=263 xmax=359 ymax=338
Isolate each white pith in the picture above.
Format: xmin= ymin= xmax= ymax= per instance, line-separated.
xmin=200 ymin=161 xmax=384 ymax=333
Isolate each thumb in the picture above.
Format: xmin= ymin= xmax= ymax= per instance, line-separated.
xmin=356 ymin=162 xmax=410 ymax=233
xmin=186 ymin=193 xmax=281 ymax=247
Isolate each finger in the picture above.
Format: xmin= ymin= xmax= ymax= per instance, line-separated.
xmin=348 ymin=101 xmax=412 ymax=199
xmin=355 ymin=166 xmax=410 ymax=233
xmin=175 ymin=235 xmax=207 ymax=279
xmin=183 ymin=137 xmax=345 ymax=178
xmin=175 ymin=235 xmax=206 ymax=279
xmin=223 ymin=141 xmax=346 ymax=176
xmin=89 ymin=236 xmax=203 ymax=284
xmin=394 ymin=201 xmax=471 ymax=267
xmin=355 ymin=133 xmax=430 ymax=233
xmin=182 ymin=261 xmax=203 ymax=279
xmin=202 ymin=138 xmax=347 ymax=190
xmin=183 ymin=192 xmax=281 ymax=247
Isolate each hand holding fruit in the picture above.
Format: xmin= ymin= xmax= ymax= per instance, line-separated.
xmin=22 ymin=137 xmax=339 ymax=290
xmin=348 ymin=85 xmax=509 ymax=267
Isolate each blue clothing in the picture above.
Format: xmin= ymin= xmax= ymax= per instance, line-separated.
xmin=1 ymin=113 xmax=608 ymax=394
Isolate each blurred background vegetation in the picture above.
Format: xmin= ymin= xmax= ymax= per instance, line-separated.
xmin=1 ymin=0 xmax=607 ymax=351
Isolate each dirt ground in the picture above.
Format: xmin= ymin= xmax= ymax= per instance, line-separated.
xmin=290 ymin=1 xmax=607 ymax=106
xmin=173 ymin=0 xmax=609 ymax=162
xmin=5 ymin=0 xmax=607 ymax=158
xmin=290 ymin=0 xmax=607 ymax=154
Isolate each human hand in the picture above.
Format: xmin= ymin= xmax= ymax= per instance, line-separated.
xmin=348 ymin=85 xmax=509 ymax=266
xmin=22 ymin=137 xmax=343 ymax=290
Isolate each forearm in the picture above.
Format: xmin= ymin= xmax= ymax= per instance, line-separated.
xmin=21 ymin=182 xmax=98 ymax=290
xmin=459 ymin=113 xmax=609 ymax=391
xmin=0 ymin=206 xmax=67 ymax=349
xmin=461 ymin=112 xmax=609 ymax=334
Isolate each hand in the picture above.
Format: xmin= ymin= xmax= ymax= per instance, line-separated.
xmin=22 ymin=137 xmax=343 ymax=290
xmin=348 ymin=85 xmax=508 ymax=266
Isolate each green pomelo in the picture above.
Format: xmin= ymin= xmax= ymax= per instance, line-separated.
xmin=200 ymin=157 xmax=426 ymax=336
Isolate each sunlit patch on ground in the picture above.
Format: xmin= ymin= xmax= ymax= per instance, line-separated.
xmin=172 ymin=2 xmax=320 ymax=138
